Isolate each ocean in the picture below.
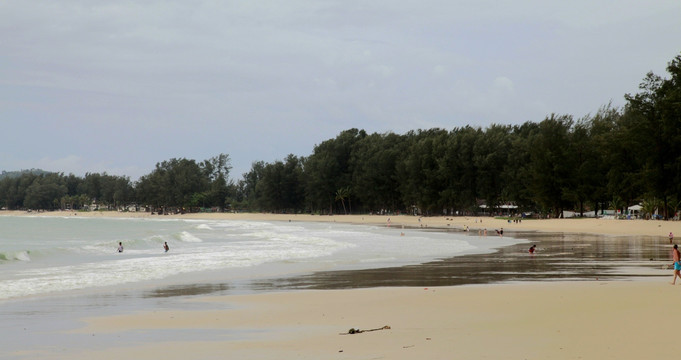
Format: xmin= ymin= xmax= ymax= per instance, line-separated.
xmin=0 ymin=215 xmax=523 ymax=301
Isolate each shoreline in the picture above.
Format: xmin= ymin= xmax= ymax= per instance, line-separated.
xmin=3 ymin=210 xmax=680 ymax=359
xmin=2 ymin=209 xmax=679 ymax=238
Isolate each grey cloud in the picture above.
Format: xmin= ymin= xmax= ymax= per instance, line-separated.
xmin=1 ymin=0 xmax=680 ymax=179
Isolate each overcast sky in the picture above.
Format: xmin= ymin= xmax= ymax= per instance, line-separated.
xmin=2 ymin=1 xmax=680 ymax=181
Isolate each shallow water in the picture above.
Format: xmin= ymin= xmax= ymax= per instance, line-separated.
xmin=0 ymin=216 xmax=517 ymax=301
xmin=256 ymin=230 xmax=670 ymax=290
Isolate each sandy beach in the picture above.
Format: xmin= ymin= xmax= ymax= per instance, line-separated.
xmin=4 ymin=210 xmax=681 ymax=359
xmin=64 ymin=281 xmax=677 ymax=360
xmin=5 ymin=209 xmax=681 ymax=237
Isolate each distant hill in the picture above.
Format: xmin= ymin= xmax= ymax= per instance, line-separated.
xmin=0 ymin=169 xmax=52 ymax=180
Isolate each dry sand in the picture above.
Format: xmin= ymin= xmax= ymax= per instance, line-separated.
xmin=5 ymin=210 xmax=681 ymax=359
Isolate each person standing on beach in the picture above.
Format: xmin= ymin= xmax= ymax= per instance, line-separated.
xmin=117 ymin=242 xmax=124 ymax=253
xmin=672 ymin=244 xmax=681 ymax=285
xmin=670 ymin=232 xmax=674 ymax=244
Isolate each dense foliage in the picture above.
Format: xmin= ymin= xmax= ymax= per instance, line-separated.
xmin=2 ymin=54 xmax=681 ymax=218
xmin=0 ymin=155 xmax=234 ymax=213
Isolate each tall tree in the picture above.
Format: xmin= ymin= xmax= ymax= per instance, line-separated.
xmin=305 ymin=129 xmax=366 ymax=213
xmin=350 ymin=132 xmax=404 ymax=212
xmin=624 ymin=72 xmax=668 ymax=216
xmin=527 ymin=114 xmax=575 ymax=217
xmin=136 ymin=158 xmax=209 ymax=210
xmin=502 ymin=121 xmax=538 ymax=212
xmin=473 ymin=124 xmax=510 ymax=212
xmin=398 ymin=129 xmax=449 ymax=214
xmin=657 ymin=55 xmax=681 ymax=217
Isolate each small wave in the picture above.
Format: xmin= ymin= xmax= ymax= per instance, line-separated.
xmin=177 ymin=231 xmax=202 ymax=243
xmin=0 ymin=250 xmax=31 ymax=262
xmin=15 ymin=251 xmax=31 ymax=261
xmin=196 ymin=224 xmax=213 ymax=230
xmin=359 ymin=257 xmax=398 ymax=263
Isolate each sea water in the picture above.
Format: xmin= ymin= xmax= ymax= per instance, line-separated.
xmin=0 ymin=215 xmax=523 ymax=301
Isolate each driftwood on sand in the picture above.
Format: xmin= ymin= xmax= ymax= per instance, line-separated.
xmin=341 ymin=325 xmax=391 ymax=335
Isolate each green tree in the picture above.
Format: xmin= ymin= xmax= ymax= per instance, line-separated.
xmin=501 ymin=122 xmax=539 ymax=213
xmin=527 ymin=114 xmax=575 ymax=217
xmin=623 ymin=67 xmax=677 ymax=218
xmin=473 ymin=125 xmax=509 ymax=212
xmin=24 ymin=179 xmax=67 ymax=210
xmin=255 ymin=155 xmax=305 ymax=213
xmin=136 ymin=158 xmax=209 ymax=210
xmin=587 ymin=104 xmax=623 ymax=215
xmin=350 ymin=132 xmax=405 ymax=212
xmin=305 ymin=129 xmax=366 ymax=214
xmin=335 ymin=186 xmax=351 ymax=214
xmin=239 ymin=161 xmax=266 ymax=210
xmin=397 ymin=129 xmax=449 ymax=214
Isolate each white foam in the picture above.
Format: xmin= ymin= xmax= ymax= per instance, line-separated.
xmin=178 ymin=231 xmax=203 ymax=243
xmin=14 ymin=251 xmax=31 ymax=262
xmin=0 ymin=216 xmax=525 ymax=300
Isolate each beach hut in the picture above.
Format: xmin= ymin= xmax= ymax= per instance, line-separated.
xmin=627 ymin=204 xmax=642 ymax=218
xmin=500 ymin=204 xmax=518 ymax=216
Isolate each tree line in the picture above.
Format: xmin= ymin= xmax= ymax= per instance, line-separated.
xmin=241 ymin=54 xmax=681 ymax=218
xmin=2 ymin=54 xmax=681 ymax=218
xmin=0 ymin=155 xmax=233 ymax=213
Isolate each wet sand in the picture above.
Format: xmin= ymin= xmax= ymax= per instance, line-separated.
xmin=69 ymin=281 xmax=680 ymax=360
xmin=151 ymin=229 xmax=671 ymax=294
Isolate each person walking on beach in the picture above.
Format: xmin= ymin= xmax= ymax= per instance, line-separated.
xmin=672 ymin=244 xmax=681 ymax=285
xmin=163 ymin=242 xmax=169 ymax=252
xmin=117 ymin=242 xmax=124 ymax=253
xmin=670 ymin=232 xmax=674 ymax=244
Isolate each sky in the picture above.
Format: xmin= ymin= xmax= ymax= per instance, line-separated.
xmin=2 ymin=1 xmax=680 ymax=181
